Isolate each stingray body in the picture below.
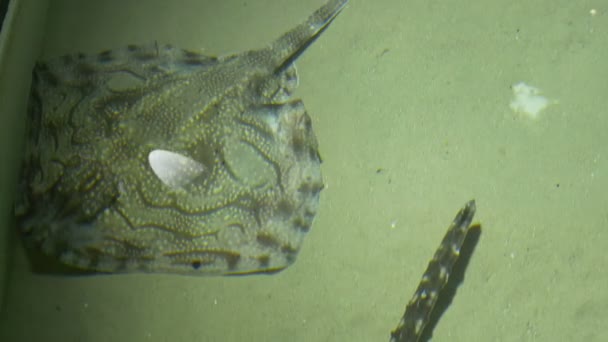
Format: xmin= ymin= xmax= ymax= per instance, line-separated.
xmin=15 ymin=0 xmax=348 ymax=275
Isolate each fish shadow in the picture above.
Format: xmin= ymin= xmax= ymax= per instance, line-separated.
xmin=420 ymin=224 xmax=482 ymax=341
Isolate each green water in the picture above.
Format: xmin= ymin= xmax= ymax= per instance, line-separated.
xmin=1 ymin=0 xmax=607 ymax=341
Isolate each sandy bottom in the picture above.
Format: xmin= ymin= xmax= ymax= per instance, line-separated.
xmin=1 ymin=1 xmax=607 ymax=341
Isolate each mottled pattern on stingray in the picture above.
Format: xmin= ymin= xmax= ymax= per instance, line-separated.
xmin=15 ymin=0 xmax=348 ymax=275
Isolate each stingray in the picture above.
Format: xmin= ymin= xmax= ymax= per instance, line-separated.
xmin=15 ymin=0 xmax=348 ymax=275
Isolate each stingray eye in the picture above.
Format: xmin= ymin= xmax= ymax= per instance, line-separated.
xmin=148 ymin=149 xmax=206 ymax=189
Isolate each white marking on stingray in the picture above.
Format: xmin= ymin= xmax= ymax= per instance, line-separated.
xmin=509 ymin=82 xmax=553 ymax=120
xmin=148 ymin=149 xmax=205 ymax=189
xmin=262 ymin=111 xmax=280 ymax=134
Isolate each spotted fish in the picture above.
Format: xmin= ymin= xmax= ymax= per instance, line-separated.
xmin=390 ymin=200 xmax=477 ymax=341
xmin=15 ymin=0 xmax=348 ymax=275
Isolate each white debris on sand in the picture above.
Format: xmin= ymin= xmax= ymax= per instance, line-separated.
xmin=509 ymin=82 xmax=553 ymax=120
